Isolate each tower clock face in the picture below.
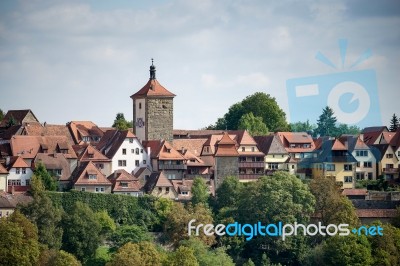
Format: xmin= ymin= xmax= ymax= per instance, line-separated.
xmin=136 ymin=118 xmax=145 ymax=128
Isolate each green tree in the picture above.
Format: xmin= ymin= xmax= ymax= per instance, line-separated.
xmin=369 ymin=222 xmax=400 ymax=265
xmin=164 ymin=202 xmax=215 ymax=247
xmin=33 ymin=162 xmax=57 ymax=191
xmin=0 ymin=108 xmax=4 ymax=121
xmin=243 ymin=258 xmax=256 ymax=266
xmin=238 ymin=112 xmax=269 ymax=136
xmin=107 ymin=242 xmax=162 ymax=266
xmin=19 ymin=176 xmax=63 ymax=249
xmin=109 ymin=225 xmax=153 ymax=249
xmin=96 ymin=210 xmax=116 ymax=237
xmin=6 ymin=114 xmax=16 ymax=127
xmin=211 ymin=92 xmax=289 ymax=132
xmin=154 ymin=197 xmax=174 ymax=231
xmin=180 ymin=238 xmax=235 ymax=266
xmin=166 ymin=246 xmax=199 ymax=266
xmin=315 ymin=106 xmax=337 ymax=137
xmin=61 ymin=201 xmax=102 ymax=262
xmin=0 ymin=211 xmax=40 ymax=266
xmin=39 ymin=249 xmax=81 ymax=266
xmin=191 ymin=177 xmax=209 ymax=206
xmin=112 ymin=113 xmax=132 ymax=130
xmin=290 ymin=120 xmax=315 ymax=135
xmin=310 ymin=177 xmax=360 ymax=228
xmin=236 ymin=172 xmax=315 ymax=264
xmin=322 ymin=234 xmax=372 ymax=266
xmin=214 ymin=176 xmax=244 ymax=211
xmin=389 ymin=113 xmax=399 ymax=132
xmin=335 ymin=123 xmax=361 ymax=136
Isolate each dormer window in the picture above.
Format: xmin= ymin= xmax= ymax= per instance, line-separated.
xmin=166 ymin=148 xmax=171 ymax=153
xmin=120 ymin=182 xmax=128 ymax=188
xmin=88 ymin=174 xmax=97 ymax=180
xmin=88 ymin=152 xmax=94 ymax=158
xmin=135 ymin=148 xmax=139 ymax=154
xmin=181 ymin=191 xmax=188 ymax=195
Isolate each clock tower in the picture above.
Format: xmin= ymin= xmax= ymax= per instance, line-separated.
xmin=130 ymin=60 xmax=176 ymax=142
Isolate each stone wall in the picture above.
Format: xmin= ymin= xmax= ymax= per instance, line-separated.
xmin=214 ymin=156 xmax=239 ymax=189
xmin=146 ymin=98 xmax=174 ymax=142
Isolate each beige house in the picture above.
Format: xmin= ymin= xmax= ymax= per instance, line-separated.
xmin=254 ymin=135 xmax=290 ymax=175
xmin=372 ymin=144 xmax=399 ymax=180
xmin=71 ymin=161 xmax=112 ymax=193
xmin=143 ymin=171 xmax=177 ymax=200
xmin=0 ymin=164 xmax=8 ymax=192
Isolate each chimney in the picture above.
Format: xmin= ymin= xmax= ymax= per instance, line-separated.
xmin=359 ymin=133 xmax=364 ymax=142
xmin=5 ymin=156 xmax=10 ymax=166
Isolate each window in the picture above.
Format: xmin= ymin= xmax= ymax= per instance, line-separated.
xmin=96 ymin=163 xmax=104 ymax=169
xmin=168 ymin=174 xmax=176 ymax=179
xmin=344 ymin=164 xmax=353 ymax=171
xmin=136 ymin=148 xmax=139 ymax=154
xmin=158 ymin=187 xmax=162 ymax=193
xmin=386 ymin=154 xmax=394 ymax=159
xmin=242 ymin=147 xmax=245 ymax=152
xmin=166 ymin=187 xmax=170 ymax=193
xmin=291 ymin=164 xmax=295 ymax=169
xmin=131 ymin=149 xmax=135 ymax=153
xmin=118 ymin=160 xmax=126 ymax=167
xmin=88 ymin=174 xmax=97 ymax=180
xmin=143 ymin=160 xmax=146 ymax=164
xmin=139 ymin=102 xmax=142 ymax=109
xmin=356 ymin=162 xmax=360 ymax=167
xmin=356 ymin=173 xmax=363 ymax=180
xmin=398 ymin=151 xmax=400 ymax=157
xmin=344 ymin=176 xmax=353 ymax=183
xmin=55 ymin=169 xmax=62 ymax=176
xmin=252 ymin=147 xmax=255 ymax=152
xmin=129 ymin=138 xmax=133 ymax=143
xmin=204 ymin=147 xmax=210 ymax=153
xmin=181 ymin=191 xmax=188 ymax=195
xmin=8 ymin=180 xmax=21 ymax=186
xmin=140 ymin=149 xmax=143 ymax=153
xmin=135 ymin=160 xmax=139 ymax=166
xmin=356 ymin=150 xmax=368 ymax=157
xmin=81 ymin=187 xmax=86 ymax=192
xmin=25 ymin=179 xmax=30 ymax=186
xmin=16 ymin=168 xmax=20 ymax=174
xmin=95 ymin=187 xmax=105 ymax=193
xmin=121 ymin=182 xmax=128 ymax=188
xmin=364 ymin=161 xmax=372 ymax=168
xmin=268 ymin=163 xmax=279 ymax=170
xmin=22 ymin=168 xmax=26 ymax=174
xmin=325 ymin=164 xmax=335 ymax=171
xmin=122 ymin=149 xmax=126 ymax=155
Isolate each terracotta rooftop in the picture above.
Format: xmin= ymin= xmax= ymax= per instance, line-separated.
xmin=10 ymin=135 xmax=77 ymax=159
xmin=131 ymin=79 xmax=175 ymax=98
xmin=277 ymin=132 xmax=315 ymax=153
xmin=143 ymin=140 xmax=185 ymax=160
xmin=67 ymin=121 xmax=104 ymax=144
xmin=8 ymin=156 xmax=30 ymax=169
xmin=0 ymin=163 xmax=8 ymax=174
xmin=73 ymin=144 xmax=110 ymax=162
xmin=172 ymin=138 xmax=208 ymax=157
xmin=71 ymin=161 xmax=111 ymax=186
xmin=108 ymin=169 xmax=142 ymax=192
xmin=342 ymin=189 xmax=368 ymax=196
xmin=143 ymin=171 xmax=173 ymax=193
xmin=215 ymin=133 xmax=239 ymax=157
xmin=332 ymin=139 xmax=347 ymax=150
xmin=22 ymin=123 xmax=75 ymax=145
xmin=254 ymin=135 xmax=287 ymax=155
xmin=390 ymin=128 xmax=400 ymax=150
xmin=0 ymin=192 xmax=33 ymax=209
xmin=381 ymin=132 xmax=396 ymax=144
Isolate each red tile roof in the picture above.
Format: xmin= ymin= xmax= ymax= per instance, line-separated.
xmin=73 ymin=144 xmax=110 ymax=162
xmin=108 ymin=169 xmax=142 ymax=192
xmin=0 ymin=163 xmax=8 ymax=174
xmin=332 ymin=139 xmax=347 ymax=150
xmin=130 ymin=79 xmax=175 ymax=98
xmin=356 ymin=209 xmax=397 ymax=218
xmin=389 ymin=128 xmax=400 ymax=150
xmin=67 ymin=121 xmax=104 ymax=144
xmin=143 ymin=140 xmax=185 ymax=160
xmin=34 ymin=153 xmax=72 ymax=181
xmin=172 ymin=138 xmax=208 ymax=157
xmin=72 ymin=161 xmax=111 ymax=186
xmin=342 ymin=189 xmax=367 ymax=196
xmin=22 ymin=123 xmax=75 ymax=145
xmin=8 ymin=156 xmax=30 ymax=169
xmin=215 ymin=133 xmax=239 ymax=157
xmin=10 ymin=135 xmax=77 ymax=159
xmin=277 ymin=132 xmax=315 ymax=153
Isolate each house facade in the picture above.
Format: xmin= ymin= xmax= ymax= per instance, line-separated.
xmin=71 ymin=161 xmax=112 ymax=193
xmin=5 ymin=156 xmax=33 ymax=193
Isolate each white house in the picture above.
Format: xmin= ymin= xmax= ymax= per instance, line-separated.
xmin=96 ymin=130 xmax=151 ymax=175
xmin=6 ymin=156 xmax=33 ymax=193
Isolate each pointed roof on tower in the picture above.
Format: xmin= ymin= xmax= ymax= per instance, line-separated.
xmin=130 ymin=59 xmax=176 ymax=98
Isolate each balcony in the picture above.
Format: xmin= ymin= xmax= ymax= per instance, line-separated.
xmin=158 ymin=164 xmax=187 ymax=170
xmin=383 ymin=168 xmax=399 ymax=174
xmin=184 ymin=174 xmax=212 ymax=179
xmin=239 ymin=174 xmax=264 ymax=180
xmin=238 ymin=162 xmax=265 ymax=168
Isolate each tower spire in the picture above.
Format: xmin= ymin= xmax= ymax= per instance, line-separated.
xmin=149 ymin=58 xmax=156 ymax=80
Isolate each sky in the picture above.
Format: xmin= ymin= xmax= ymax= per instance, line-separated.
xmin=0 ymin=0 xmax=399 ymax=130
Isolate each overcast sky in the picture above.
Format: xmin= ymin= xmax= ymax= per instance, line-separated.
xmin=1 ymin=0 xmax=399 ymax=130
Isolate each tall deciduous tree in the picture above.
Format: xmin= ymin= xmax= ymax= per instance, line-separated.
xmin=61 ymin=201 xmax=102 ymax=262
xmin=107 ymin=242 xmax=163 ymax=266
xmin=322 ymin=235 xmax=372 ymax=266
xmin=0 ymin=211 xmax=40 ymax=266
xmin=191 ymin=177 xmax=209 ymax=206
xmin=112 ymin=113 xmax=132 ymax=130
xmin=389 ymin=113 xmax=399 ymax=132
xmin=236 ymin=172 xmax=315 ymax=264
xmin=290 ymin=120 xmax=316 ymax=135
xmin=166 ymin=246 xmax=199 ymax=266
xmin=315 ymin=106 xmax=337 ymax=137
xmin=39 ymin=249 xmax=81 ymax=266
xmin=109 ymin=224 xmax=153 ymax=249
xmin=368 ymin=222 xmax=400 ymax=265
xmin=214 ymin=175 xmax=244 ymax=211
xmin=211 ymin=92 xmax=289 ymax=132
xmin=19 ymin=176 xmax=63 ymax=249
xmin=238 ymin=112 xmax=269 ymax=136
xmin=310 ymin=176 xmax=360 ymax=228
